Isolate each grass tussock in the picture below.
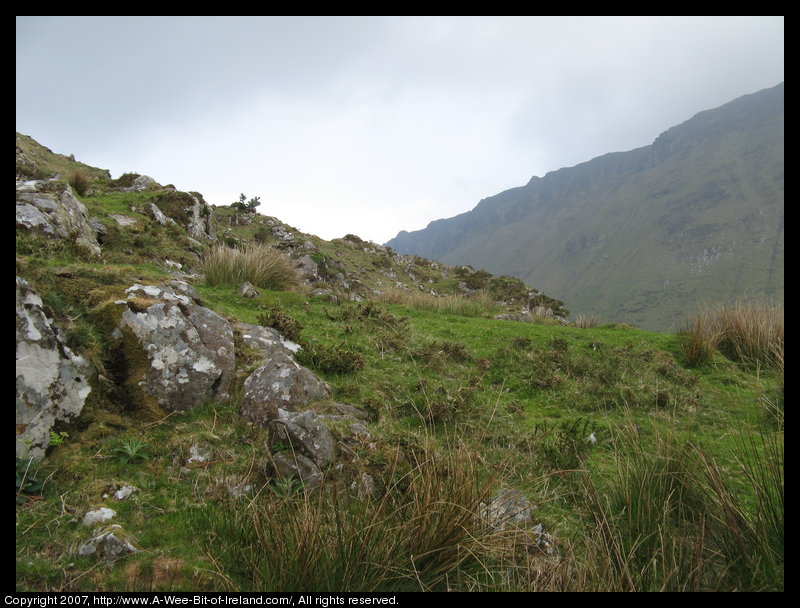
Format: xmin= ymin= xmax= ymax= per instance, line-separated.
xmin=190 ymin=440 xmax=551 ymax=592
xmin=577 ymin=425 xmax=784 ymax=591
xmin=201 ymin=244 xmax=299 ymax=291
xmin=679 ymin=301 xmax=783 ymax=370
xmin=376 ymin=287 xmax=497 ymax=317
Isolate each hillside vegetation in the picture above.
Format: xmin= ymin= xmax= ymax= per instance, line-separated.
xmin=387 ymin=83 xmax=784 ymax=332
xmin=16 ymin=136 xmax=783 ymax=592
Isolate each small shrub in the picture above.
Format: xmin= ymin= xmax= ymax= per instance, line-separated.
xmin=296 ymin=341 xmax=365 ymax=375
xmin=257 ymin=306 xmax=303 ymax=342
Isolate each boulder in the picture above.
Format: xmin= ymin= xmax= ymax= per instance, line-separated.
xmin=16 ymin=277 xmax=92 ymax=460
xmin=237 ymin=322 xmax=300 ymax=357
xmin=77 ymin=525 xmax=140 ymax=561
xmin=144 ymin=202 xmax=177 ymax=227
xmin=269 ymin=409 xmax=336 ymax=469
xmin=268 ymin=452 xmax=323 ymax=488
xmin=121 ymin=175 xmax=158 ymax=192
xmin=16 ymin=180 xmax=101 ymax=256
xmin=240 ymin=353 xmax=330 ymax=425
xmin=101 ymin=281 xmax=234 ymax=415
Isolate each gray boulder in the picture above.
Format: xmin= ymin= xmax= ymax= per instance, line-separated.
xmin=77 ymin=525 xmax=140 ymax=561
xmin=237 ymin=322 xmax=299 ymax=357
xmin=102 ymin=281 xmax=234 ymax=415
xmin=16 ymin=180 xmax=101 ymax=256
xmin=16 ymin=277 xmax=92 ymax=460
xmin=144 ymin=202 xmax=177 ymax=226
xmin=269 ymin=409 xmax=336 ymax=469
xmin=268 ymin=452 xmax=323 ymax=489
xmin=239 ymin=282 xmax=259 ymax=298
xmin=240 ymin=353 xmax=330 ymax=424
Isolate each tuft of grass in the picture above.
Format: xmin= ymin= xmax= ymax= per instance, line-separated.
xmin=376 ymin=287 xmax=497 ymax=317
xmin=68 ymin=171 xmax=92 ymax=196
xmin=679 ymin=301 xmax=783 ymax=370
xmin=201 ymin=244 xmax=299 ymax=291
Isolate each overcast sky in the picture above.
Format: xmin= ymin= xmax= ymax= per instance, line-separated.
xmin=16 ymin=16 xmax=784 ymax=244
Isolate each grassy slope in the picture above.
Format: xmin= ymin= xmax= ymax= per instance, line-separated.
xmin=16 ymin=158 xmax=782 ymax=592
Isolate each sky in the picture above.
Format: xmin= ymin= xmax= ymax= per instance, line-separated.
xmin=16 ymin=16 xmax=784 ymax=244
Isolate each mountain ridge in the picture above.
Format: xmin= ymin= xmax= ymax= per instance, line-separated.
xmin=386 ymin=83 xmax=784 ymax=331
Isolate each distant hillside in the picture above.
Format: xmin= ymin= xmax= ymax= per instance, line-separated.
xmin=387 ymin=83 xmax=784 ymax=331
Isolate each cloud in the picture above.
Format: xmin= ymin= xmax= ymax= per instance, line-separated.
xmin=16 ymin=16 xmax=784 ymax=243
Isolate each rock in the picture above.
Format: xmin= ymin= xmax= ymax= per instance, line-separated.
xmin=269 ymin=409 xmax=336 ymax=469
xmin=122 ymin=175 xmax=158 ymax=192
xmin=239 ymin=282 xmax=259 ymax=298
xmin=479 ymin=488 xmax=535 ymax=531
xmin=77 ymin=525 xmax=140 ymax=561
xmin=237 ymin=323 xmax=298 ymax=358
xmin=240 ymin=354 xmax=330 ymax=425
xmin=83 ymin=507 xmax=116 ymax=527
xmin=187 ymin=444 xmax=211 ymax=464
xmin=113 ymin=485 xmax=138 ymax=501
xmin=16 ymin=277 xmax=92 ymax=460
xmin=268 ymin=452 xmax=323 ymax=489
xmin=101 ymin=281 xmax=234 ymax=415
xmin=16 ymin=180 xmax=101 ymax=256
xmin=295 ymin=255 xmax=321 ymax=282
xmin=144 ymin=202 xmax=177 ymax=227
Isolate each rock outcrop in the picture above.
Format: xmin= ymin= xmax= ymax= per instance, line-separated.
xmin=16 ymin=179 xmax=101 ymax=256
xmin=16 ymin=277 xmax=92 ymax=460
xmin=98 ymin=281 xmax=235 ymax=416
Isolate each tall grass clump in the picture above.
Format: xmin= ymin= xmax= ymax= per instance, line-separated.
xmin=68 ymin=170 xmax=91 ymax=196
xmin=576 ymin=425 xmax=783 ymax=591
xmin=377 ymin=287 xmax=497 ymax=317
xmin=679 ymin=301 xmax=783 ymax=369
xmin=189 ymin=440 xmax=548 ymax=592
xmin=201 ymin=243 xmax=299 ymax=290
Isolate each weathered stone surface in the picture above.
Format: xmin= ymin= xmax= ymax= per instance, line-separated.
xmin=16 ymin=277 xmax=92 ymax=460
xmin=121 ymin=175 xmax=158 ymax=192
xmin=83 ymin=507 xmax=116 ymax=527
xmin=479 ymin=488 xmax=535 ymax=531
xmin=269 ymin=409 xmax=336 ymax=469
xmin=185 ymin=194 xmax=216 ymax=241
xmin=237 ymin=323 xmax=299 ymax=357
xmin=239 ymin=282 xmax=259 ymax=298
xmin=268 ymin=452 xmax=323 ymax=488
xmin=240 ymin=353 xmax=330 ymax=424
xmin=16 ymin=180 xmax=101 ymax=255
xmin=77 ymin=525 xmax=140 ymax=561
xmin=104 ymin=281 xmax=234 ymax=414
xmin=144 ymin=202 xmax=177 ymax=226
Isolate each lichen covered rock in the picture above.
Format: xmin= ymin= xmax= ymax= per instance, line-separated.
xmin=16 ymin=277 xmax=92 ymax=460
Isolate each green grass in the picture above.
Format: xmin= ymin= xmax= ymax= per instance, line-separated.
xmin=16 ymin=169 xmax=782 ymax=591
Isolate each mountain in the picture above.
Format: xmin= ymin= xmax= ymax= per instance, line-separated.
xmin=386 ymin=83 xmax=784 ymax=331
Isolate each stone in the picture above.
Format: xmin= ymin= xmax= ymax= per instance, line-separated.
xmin=16 ymin=180 xmax=101 ymax=256
xmin=122 ymin=175 xmax=158 ymax=192
xmin=268 ymin=452 xmax=323 ymax=488
xmin=479 ymin=488 xmax=535 ymax=531
xmin=240 ymin=354 xmax=330 ymax=425
xmin=239 ymin=282 xmax=259 ymax=298
xmin=103 ymin=281 xmax=234 ymax=414
xmin=83 ymin=507 xmax=116 ymax=527
xmin=269 ymin=409 xmax=336 ymax=469
xmin=144 ymin=202 xmax=177 ymax=226
xmin=237 ymin=323 xmax=297 ymax=358
xmin=77 ymin=525 xmax=140 ymax=561
xmin=113 ymin=485 xmax=138 ymax=501
xmin=16 ymin=277 xmax=92 ymax=460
